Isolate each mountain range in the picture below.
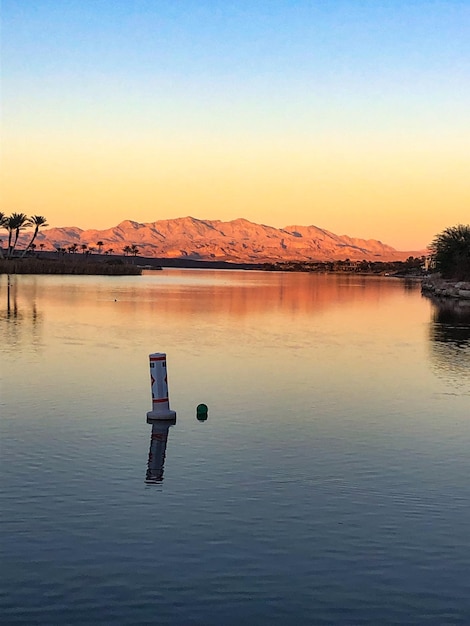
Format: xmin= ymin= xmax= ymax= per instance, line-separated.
xmin=24 ymin=217 xmax=424 ymax=263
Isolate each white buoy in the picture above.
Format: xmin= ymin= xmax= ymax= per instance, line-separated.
xmin=146 ymin=352 xmax=177 ymax=422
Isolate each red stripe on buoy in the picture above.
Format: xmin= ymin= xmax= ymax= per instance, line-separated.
xmin=153 ymin=397 xmax=169 ymax=403
xmin=150 ymin=356 xmax=166 ymax=362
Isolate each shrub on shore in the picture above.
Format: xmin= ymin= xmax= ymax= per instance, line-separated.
xmin=430 ymin=224 xmax=470 ymax=280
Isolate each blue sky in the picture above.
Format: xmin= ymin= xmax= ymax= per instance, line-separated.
xmin=2 ymin=0 xmax=469 ymax=248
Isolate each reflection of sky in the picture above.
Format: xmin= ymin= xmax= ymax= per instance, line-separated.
xmin=3 ymin=271 xmax=470 ymax=624
xmin=3 ymin=270 xmax=466 ymax=429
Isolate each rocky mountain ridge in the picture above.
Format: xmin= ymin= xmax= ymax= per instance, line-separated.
xmin=23 ymin=216 xmax=424 ymax=262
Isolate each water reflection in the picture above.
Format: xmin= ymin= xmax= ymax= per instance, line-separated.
xmin=402 ymin=278 xmax=422 ymax=293
xmin=145 ymin=418 xmax=176 ymax=484
xmin=428 ymin=297 xmax=470 ymax=383
xmin=14 ymin=271 xmax=410 ymax=321
xmin=0 ymin=275 xmax=43 ymax=352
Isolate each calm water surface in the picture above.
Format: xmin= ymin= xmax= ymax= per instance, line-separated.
xmin=1 ymin=270 xmax=470 ymax=625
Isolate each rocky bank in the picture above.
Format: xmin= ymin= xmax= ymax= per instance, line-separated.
xmin=422 ymin=275 xmax=470 ymax=300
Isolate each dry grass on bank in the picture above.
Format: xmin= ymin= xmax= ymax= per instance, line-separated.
xmin=0 ymin=257 xmax=142 ymax=275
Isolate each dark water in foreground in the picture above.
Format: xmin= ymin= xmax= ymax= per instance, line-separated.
xmin=1 ymin=271 xmax=470 ymax=625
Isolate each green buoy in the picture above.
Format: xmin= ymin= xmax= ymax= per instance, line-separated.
xmin=196 ymin=403 xmax=208 ymax=421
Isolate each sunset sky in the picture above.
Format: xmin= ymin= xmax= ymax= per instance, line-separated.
xmin=2 ymin=0 xmax=469 ymax=250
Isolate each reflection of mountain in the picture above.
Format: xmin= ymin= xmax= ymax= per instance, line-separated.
xmin=29 ymin=271 xmax=415 ymax=321
xmin=145 ymin=419 xmax=176 ymax=484
xmin=0 ymin=276 xmax=43 ymax=353
xmin=428 ymin=297 xmax=470 ymax=383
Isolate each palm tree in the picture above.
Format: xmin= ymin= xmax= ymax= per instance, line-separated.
xmin=21 ymin=215 xmax=49 ymax=257
xmin=5 ymin=216 xmax=15 ymax=257
xmin=430 ymin=224 xmax=470 ymax=280
xmin=123 ymin=245 xmax=132 ymax=256
xmin=0 ymin=212 xmax=5 ymax=259
xmin=81 ymin=244 xmax=88 ymax=254
xmin=130 ymin=244 xmax=139 ymax=257
xmin=6 ymin=213 xmax=31 ymax=258
xmin=2 ymin=214 xmax=15 ymax=258
xmin=13 ymin=213 xmax=32 ymax=256
xmin=96 ymin=241 xmax=104 ymax=254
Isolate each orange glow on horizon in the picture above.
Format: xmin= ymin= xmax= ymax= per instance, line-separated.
xmin=2 ymin=130 xmax=468 ymax=251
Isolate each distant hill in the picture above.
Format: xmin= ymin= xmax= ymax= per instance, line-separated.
xmin=22 ymin=216 xmax=425 ymax=262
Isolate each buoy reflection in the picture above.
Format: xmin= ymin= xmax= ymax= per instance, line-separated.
xmin=145 ymin=418 xmax=176 ymax=484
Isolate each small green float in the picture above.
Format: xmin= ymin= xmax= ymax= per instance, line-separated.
xmin=196 ymin=403 xmax=208 ymax=421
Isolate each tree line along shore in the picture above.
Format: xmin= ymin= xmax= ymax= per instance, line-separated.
xmin=0 ymin=212 xmax=143 ymax=275
xmin=0 ymin=251 xmax=428 ymax=276
xmin=1 ymin=213 xmax=469 ymax=282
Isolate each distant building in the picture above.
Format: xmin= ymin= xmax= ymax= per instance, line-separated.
xmin=424 ymin=255 xmax=436 ymax=271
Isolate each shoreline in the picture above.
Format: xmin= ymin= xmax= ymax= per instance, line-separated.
xmin=0 ymin=257 xmax=142 ymax=276
xmin=1 ymin=253 xmax=428 ymax=277
xmin=421 ymin=275 xmax=470 ymax=300
xmin=1 ymin=252 xmax=430 ymax=277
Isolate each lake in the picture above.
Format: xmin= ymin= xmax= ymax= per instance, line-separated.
xmin=1 ymin=270 xmax=470 ymax=625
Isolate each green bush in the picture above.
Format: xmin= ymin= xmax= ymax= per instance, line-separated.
xmin=430 ymin=224 xmax=470 ymax=280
